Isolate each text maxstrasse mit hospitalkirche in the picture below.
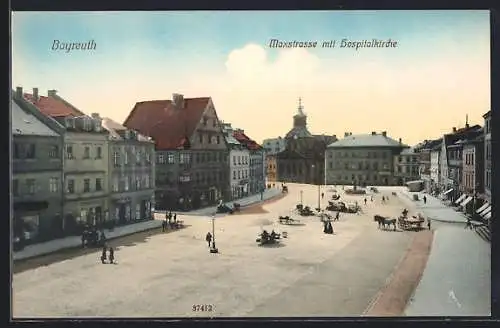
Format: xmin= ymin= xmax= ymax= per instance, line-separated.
xmin=268 ymin=39 xmax=398 ymax=50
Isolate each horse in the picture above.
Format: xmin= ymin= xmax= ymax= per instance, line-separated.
xmin=373 ymin=215 xmax=397 ymax=231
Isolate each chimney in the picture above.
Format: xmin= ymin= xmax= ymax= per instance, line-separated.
xmin=172 ymin=93 xmax=184 ymax=108
xmin=48 ymin=89 xmax=57 ymax=97
xmin=382 ymin=131 xmax=387 ymax=137
xmin=452 ymin=127 xmax=457 ymax=133
xmin=91 ymin=113 xmax=100 ymax=119
xmin=332 ymin=134 xmax=336 ymax=139
xmin=371 ymin=131 xmax=376 ymax=135
xmin=344 ymin=132 xmax=350 ymax=137
xmin=15 ymin=86 xmax=23 ymax=98
xmin=33 ymin=88 xmax=39 ymax=101
xmin=399 ymin=138 xmax=402 ymax=144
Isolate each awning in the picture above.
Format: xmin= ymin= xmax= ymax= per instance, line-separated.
xmin=454 ymin=194 xmax=467 ymax=204
xmin=406 ymin=180 xmax=424 ymax=185
xmin=476 ymin=202 xmax=490 ymax=214
xmin=443 ymin=188 xmax=453 ymax=195
xmin=460 ymin=196 xmax=473 ymax=207
xmin=480 ymin=206 xmax=491 ymax=216
xmin=484 ymin=212 xmax=491 ymax=220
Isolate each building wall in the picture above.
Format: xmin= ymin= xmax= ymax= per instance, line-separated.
xmin=439 ymin=142 xmax=449 ymax=190
xmin=266 ymin=155 xmax=277 ymax=182
xmin=418 ymin=149 xmax=432 ymax=192
xmin=263 ymin=137 xmax=286 ymax=155
xmin=109 ymin=140 xmax=155 ymax=224
xmin=12 ymin=134 xmax=64 ymax=241
xmin=229 ymin=148 xmax=250 ymax=199
xmin=484 ymin=115 xmax=491 ymax=202
xmin=325 ymin=147 xmax=397 ymax=186
xmin=250 ymin=150 xmax=265 ymax=194
xmin=447 ymin=146 xmax=463 ymax=201
xmin=430 ymin=150 xmax=440 ymax=192
xmin=462 ymin=143 xmax=484 ymax=196
xmin=393 ymin=153 xmax=420 ymax=185
xmin=278 ymin=137 xmax=326 ymax=184
xmin=63 ymin=131 xmax=110 ymax=229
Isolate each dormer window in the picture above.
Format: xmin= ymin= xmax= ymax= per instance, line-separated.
xmin=83 ymin=117 xmax=92 ymax=131
xmin=203 ymin=117 xmax=208 ymax=126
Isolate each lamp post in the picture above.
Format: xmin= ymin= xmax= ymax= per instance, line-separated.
xmin=300 ymin=190 xmax=303 ymax=205
xmin=210 ymin=213 xmax=218 ymax=253
xmin=312 ymin=164 xmax=320 ymax=210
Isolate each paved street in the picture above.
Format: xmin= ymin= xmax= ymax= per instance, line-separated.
xmin=13 ymin=184 xmax=417 ymax=318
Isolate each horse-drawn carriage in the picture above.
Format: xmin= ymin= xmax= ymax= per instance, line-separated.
xmin=331 ymin=194 xmax=341 ymax=201
xmin=282 ymin=186 xmax=288 ymax=193
xmin=398 ymin=213 xmax=425 ymax=230
xmin=256 ymin=230 xmax=281 ymax=245
xmin=278 ymin=215 xmax=300 ymax=225
xmin=295 ymin=204 xmax=315 ymax=216
xmin=326 ymin=201 xmax=359 ymax=213
xmin=217 ymin=203 xmax=239 ymax=214
xmin=373 ymin=215 xmax=397 ymax=231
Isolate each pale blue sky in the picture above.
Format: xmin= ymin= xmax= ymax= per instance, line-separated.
xmin=12 ymin=10 xmax=490 ymax=145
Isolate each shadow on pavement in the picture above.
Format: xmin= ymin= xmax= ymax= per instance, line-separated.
xmin=13 ymin=225 xmax=190 ymax=274
xmin=257 ymin=242 xmax=286 ymax=248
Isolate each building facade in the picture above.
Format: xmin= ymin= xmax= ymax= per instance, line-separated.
xmin=430 ymin=143 xmax=442 ymax=195
xmin=266 ymin=154 xmax=278 ymax=183
xmin=124 ymin=93 xmax=229 ymax=210
xmin=483 ymin=111 xmax=491 ymax=204
xmin=277 ymin=99 xmax=336 ymax=184
xmin=263 ymin=137 xmax=286 ymax=155
xmin=393 ymin=147 xmax=420 ymax=185
xmin=222 ymin=123 xmax=250 ymax=200
xmin=19 ymin=88 xmax=111 ymax=234
xmin=462 ymin=135 xmax=484 ymax=213
xmin=12 ymin=97 xmax=64 ymax=243
xmin=103 ymin=117 xmax=155 ymax=225
xmin=233 ymin=129 xmax=265 ymax=195
xmin=325 ymin=131 xmax=407 ymax=186
xmin=416 ymin=139 xmax=441 ymax=193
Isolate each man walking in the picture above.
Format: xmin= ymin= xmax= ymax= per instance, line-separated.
xmin=423 ymin=195 xmax=427 ymax=204
xmin=427 ymin=218 xmax=431 ymax=230
xmin=206 ymin=232 xmax=212 ymax=247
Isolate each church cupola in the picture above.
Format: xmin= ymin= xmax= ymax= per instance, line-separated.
xmin=293 ymin=97 xmax=307 ymax=128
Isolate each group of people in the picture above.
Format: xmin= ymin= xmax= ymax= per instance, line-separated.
xmin=323 ymin=220 xmax=334 ymax=234
xmin=261 ymin=229 xmax=279 ymax=241
xmin=162 ymin=211 xmax=178 ymax=232
xmin=81 ymin=227 xmax=106 ymax=248
xmin=100 ymin=245 xmax=115 ymax=264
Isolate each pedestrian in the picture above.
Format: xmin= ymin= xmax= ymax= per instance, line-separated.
xmin=335 ymin=211 xmax=340 ymax=221
xmin=162 ymin=219 xmax=166 ymax=232
xmin=81 ymin=230 xmax=86 ymax=248
xmin=109 ymin=247 xmax=115 ymax=264
xmin=364 ymin=198 xmax=367 ymax=205
xmin=321 ymin=192 xmax=325 ymax=199
xmin=427 ymin=219 xmax=431 ymax=230
xmin=371 ymin=195 xmax=373 ymax=202
xmin=100 ymin=230 xmax=106 ymax=246
xmin=174 ymin=213 xmax=177 ymax=223
xmin=423 ymin=195 xmax=427 ymax=204
xmin=206 ymin=232 xmax=212 ymax=247
xmin=382 ymin=196 xmax=385 ymax=203
xmin=100 ymin=246 xmax=107 ymax=264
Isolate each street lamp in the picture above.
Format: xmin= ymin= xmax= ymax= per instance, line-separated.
xmin=312 ymin=164 xmax=320 ymax=210
xmin=210 ymin=213 xmax=219 ymax=254
xmin=300 ymin=190 xmax=303 ymax=205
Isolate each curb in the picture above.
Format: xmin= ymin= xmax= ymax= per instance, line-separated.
xmin=14 ymin=222 xmax=163 ymax=262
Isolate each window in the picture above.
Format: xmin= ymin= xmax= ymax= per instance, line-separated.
xmin=146 ymin=151 xmax=151 ymax=163
xmin=168 ymin=153 xmax=175 ymax=164
xmin=216 ymin=136 xmax=220 ymax=144
xmin=26 ymin=179 xmax=36 ymax=194
xmin=113 ymin=151 xmax=120 ymax=166
xmin=49 ymin=145 xmax=59 ymax=158
xmin=96 ymin=178 xmax=102 ymax=191
xmin=83 ymin=117 xmax=92 ymax=131
xmin=124 ymin=177 xmax=129 ymax=191
xmin=112 ymin=176 xmax=119 ymax=192
xmin=83 ymin=146 xmax=90 ymax=159
xmin=233 ymin=156 xmax=236 ymax=165
xmin=136 ymin=176 xmax=141 ymax=189
xmin=203 ymin=117 xmax=208 ymax=126
xmin=135 ymin=148 xmax=141 ymax=164
xmin=49 ymin=177 xmax=58 ymax=193
xmin=84 ymin=179 xmax=90 ymax=192
xmin=145 ymin=174 xmax=150 ymax=188
xmin=158 ymin=154 xmax=165 ymax=164
xmin=13 ymin=179 xmax=18 ymax=196
xmin=233 ymin=171 xmax=237 ymax=180
xmin=238 ymin=156 xmax=241 ymax=165
xmin=66 ymin=145 xmax=74 ymax=159
xmin=96 ymin=146 xmax=102 ymax=159
xmin=67 ymin=179 xmax=75 ymax=193
xmin=212 ymin=119 xmax=217 ymax=127
xmin=179 ymin=153 xmax=191 ymax=164
xmin=238 ymin=171 xmax=241 ymax=179
xmin=136 ymin=204 xmax=141 ymax=220
xmin=26 ymin=144 xmax=36 ymax=159
xmin=124 ymin=151 xmax=129 ymax=165
xmin=199 ymin=133 xmax=203 ymax=144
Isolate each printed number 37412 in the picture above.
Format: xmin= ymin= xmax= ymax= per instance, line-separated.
xmin=192 ymin=304 xmax=214 ymax=312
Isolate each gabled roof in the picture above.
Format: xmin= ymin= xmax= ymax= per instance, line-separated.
xmin=285 ymin=126 xmax=312 ymax=139
xmin=102 ymin=117 xmax=152 ymax=142
xmin=233 ymin=130 xmax=262 ymax=151
xmin=327 ymin=133 xmax=406 ymax=148
xmin=11 ymin=99 xmax=59 ymax=137
xmin=123 ymin=97 xmax=211 ymax=150
xmin=23 ymin=93 xmax=86 ymax=118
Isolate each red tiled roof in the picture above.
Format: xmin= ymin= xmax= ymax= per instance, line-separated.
xmin=233 ymin=131 xmax=262 ymax=151
xmin=123 ymin=98 xmax=210 ymax=150
xmin=23 ymin=93 xmax=85 ymax=118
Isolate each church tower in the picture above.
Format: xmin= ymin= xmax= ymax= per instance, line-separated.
xmin=293 ymin=97 xmax=307 ymax=128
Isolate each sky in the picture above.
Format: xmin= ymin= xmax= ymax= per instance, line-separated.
xmin=11 ymin=10 xmax=490 ymax=146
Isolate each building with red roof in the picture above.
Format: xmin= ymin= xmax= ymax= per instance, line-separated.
xmin=123 ymin=93 xmax=229 ymax=210
xmin=15 ymin=86 xmax=111 ymax=234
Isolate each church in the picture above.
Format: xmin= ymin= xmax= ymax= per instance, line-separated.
xmin=276 ymin=99 xmax=337 ymax=184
